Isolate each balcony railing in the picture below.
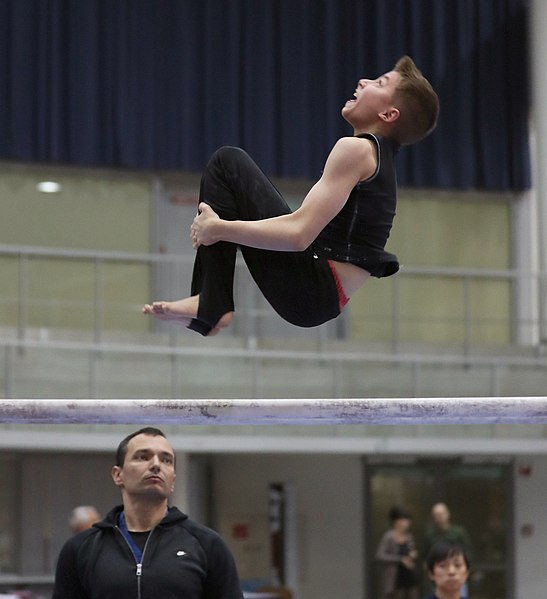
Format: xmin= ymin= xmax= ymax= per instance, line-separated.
xmin=1 ymin=244 xmax=546 ymax=398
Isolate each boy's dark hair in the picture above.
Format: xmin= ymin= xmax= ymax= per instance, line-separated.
xmin=392 ymin=55 xmax=439 ymax=145
xmin=426 ymin=539 xmax=470 ymax=573
xmin=115 ymin=427 xmax=167 ymax=467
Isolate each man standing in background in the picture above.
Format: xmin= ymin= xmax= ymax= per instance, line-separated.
xmin=68 ymin=505 xmax=100 ymax=534
xmin=52 ymin=427 xmax=243 ymax=599
xmin=423 ymin=502 xmax=473 ymax=599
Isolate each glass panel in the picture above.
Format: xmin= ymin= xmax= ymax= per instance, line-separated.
xmin=443 ymin=464 xmax=510 ymax=599
xmin=11 ymin=348 xmax=91 ymax=398
xmin=367 ymin=460 xmax=511 ymax=599
xmin=0 ymin=256 xmax=18 ymax=328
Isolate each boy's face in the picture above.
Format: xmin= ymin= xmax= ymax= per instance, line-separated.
xmin=428 ymin=552 xmax=469 ymax=595
xmin=341 ymin=70 xmax=401 ymax=130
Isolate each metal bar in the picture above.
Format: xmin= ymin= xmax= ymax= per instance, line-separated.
xmin=541 ymin=271 xmax=547 ymax=344
xmin=391 ymin=274 xmax=400 ymax=353
xmin=0 ymin=243 xmax=193 ymax=264
xmin=463 ymin=275 xmax=471 ymax=356
xmin=94 ymin=257 xmax=104 ymax=344
xmin=17 ymin=253 xmax=28 ymax=344
xmin=4 ymin=346 xmax=14 ymax=399
xmin=0 ymin=243 xmax=528 ymax=279
xmin=0 ymin=398 xmax=546 ymax=425
xmin=2 ymin=336 xmax=546 ymax=369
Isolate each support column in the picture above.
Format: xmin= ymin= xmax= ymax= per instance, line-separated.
xmin=511 ymin=189 xmax=539 ymax=345
xmin=530 ymin=0 xmax=547 ymax=344
xmin=170 ymin=451 xmax=191 ymax=514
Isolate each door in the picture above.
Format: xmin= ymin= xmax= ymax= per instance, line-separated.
xmin=365 ymin=459 xmax=512 ymax=599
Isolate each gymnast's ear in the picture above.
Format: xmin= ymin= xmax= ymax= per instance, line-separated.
xmin=379 ymin=107 xmax=400 ymax=123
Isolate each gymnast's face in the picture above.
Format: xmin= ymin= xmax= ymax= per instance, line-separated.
xmin=341 ymin=70 xmax=401 ymax=131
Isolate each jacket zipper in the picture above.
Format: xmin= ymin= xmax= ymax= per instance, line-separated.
xmin=115 ymin=526 xmax=155 ymax=599
xmin=136 ymin=561 xmax=142 ymax=599
xmin=136 ymin=530 xmax=154 ymax=599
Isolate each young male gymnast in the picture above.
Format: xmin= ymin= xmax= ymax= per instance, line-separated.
xmin=143 ymin=56 xmax=439 ymax=336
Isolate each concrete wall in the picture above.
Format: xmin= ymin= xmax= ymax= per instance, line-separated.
xmin=0 ymin=163 xmax=152 ymax=332
xmin=4 ymin=443 xmax=547 ymax=599
xmin=0 ymin=162 xmax=514 ymax=346
xmin=210 ymin=453 xmax=365 ymax=599
xmin=514 ymin=456 xmax=547 ymax=599
xmin=16 ymin=450 xmax=190 ymax=576
xmin=19 ymin=453 xmax=120 ymax=574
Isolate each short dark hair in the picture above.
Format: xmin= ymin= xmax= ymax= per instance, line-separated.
xmin=115 ymin=427 xmax=167 ymax=467
xmin=426 ymin=539 xmax=470 ymax=573
xmin=392 ymin=55 xmax=439 ymax=145
xmin=388 ymin=505 xmax=411 ymax=522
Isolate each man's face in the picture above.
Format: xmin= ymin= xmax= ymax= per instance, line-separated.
xmin=112 ymin=434 xmax=176 ymax=500
xmin=432 ymin=504 xmax=451 ymax=530
xmin=73 ymin=509 xmax=100 ymax=533
xmin=429 ymin=553 xmax=469 ymax=595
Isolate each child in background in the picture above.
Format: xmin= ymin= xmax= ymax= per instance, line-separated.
xmin=423 ymin=539 xmax=470 ymax=599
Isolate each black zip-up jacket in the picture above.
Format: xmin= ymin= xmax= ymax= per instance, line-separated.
xmin=52 ymin=505 xmax=244 ymax=599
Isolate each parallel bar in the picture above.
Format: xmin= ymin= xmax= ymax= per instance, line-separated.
xmin=0 ymin=398 xmax=546 ymax=425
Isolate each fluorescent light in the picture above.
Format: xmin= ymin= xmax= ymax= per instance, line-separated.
xmin=37 ymin=181 xmax=62 ymax=193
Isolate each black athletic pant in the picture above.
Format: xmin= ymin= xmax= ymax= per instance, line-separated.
xmin=188 ymin=146 xmax=340 ymax=335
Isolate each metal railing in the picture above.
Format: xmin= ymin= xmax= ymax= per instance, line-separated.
xmin=1 ymin=244 xmax=547 ymax=398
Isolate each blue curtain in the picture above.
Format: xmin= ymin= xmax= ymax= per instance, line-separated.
xmin=0 ymin=0 xmax=530 ymax=190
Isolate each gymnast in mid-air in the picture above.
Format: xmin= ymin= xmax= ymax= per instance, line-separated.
xmin=143 ymin=55 xmax=439 ymax=336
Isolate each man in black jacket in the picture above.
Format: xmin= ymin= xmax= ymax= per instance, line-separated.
xmin=52 ymin=427 xmax=243 ymax=599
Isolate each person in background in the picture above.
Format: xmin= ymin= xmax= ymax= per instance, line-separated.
xmin=423 ymin=503 xmax=473 ymax=599
xmin=376 ymin=506 xmax=419 ymax=599
xmin=68 ymin=505 xmax=101 ymax=534
xmin=423 ymin=539 xmax=470 ymax=599
xmin=52 ymin=427 xmax=243 ymax=599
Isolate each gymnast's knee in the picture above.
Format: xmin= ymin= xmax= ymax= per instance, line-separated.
xmin=209 ymin=145 xmax=249 ymax=168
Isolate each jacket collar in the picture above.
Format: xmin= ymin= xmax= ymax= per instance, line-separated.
xmin=94 ymin=504 xmax=189 ymax=530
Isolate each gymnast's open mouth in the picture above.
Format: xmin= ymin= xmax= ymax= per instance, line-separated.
xmin=346 ymin=91 xmax=359 ymax=103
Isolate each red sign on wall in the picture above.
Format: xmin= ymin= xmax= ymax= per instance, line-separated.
xmin=232 ymin=523 xmax=249 ymax=539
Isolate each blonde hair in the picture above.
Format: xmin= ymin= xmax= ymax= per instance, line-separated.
xmin=392 ymin=56 xmax=439 ymax=145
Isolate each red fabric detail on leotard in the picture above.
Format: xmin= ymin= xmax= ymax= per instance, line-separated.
xmin=328 ymin=260 xmax=349 ymax=310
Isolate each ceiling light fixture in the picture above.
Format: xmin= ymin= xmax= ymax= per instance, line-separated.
xmin=37 ymin=181 xmax=62 ymax=193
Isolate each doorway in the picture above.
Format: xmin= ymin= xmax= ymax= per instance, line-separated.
xmin=365 ymin=459 xmax=512 ymax=599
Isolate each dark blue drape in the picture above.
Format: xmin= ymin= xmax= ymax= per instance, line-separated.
xmin=0 ymin=0 xmax=530 ymax=190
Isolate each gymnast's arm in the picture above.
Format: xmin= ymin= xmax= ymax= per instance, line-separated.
xmin=191 ymin=136 xmax=377 ymax=252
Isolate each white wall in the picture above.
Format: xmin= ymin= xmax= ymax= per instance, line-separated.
xmin=514 ymin=456 xmax=547 ymax=599
xmin=18 ymin=451 xmax=190 ymax=575
xmin=211 ymin=451 xmax=547 ymax=599
xmin=9 ymin=445 xmax=547 ymax=599
xmin=20 ymin=453 xmax=119 ymax=574
xmin=211 ymin=453 xmax=364 ymax=599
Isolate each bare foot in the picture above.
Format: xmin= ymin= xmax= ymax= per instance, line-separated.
xmin=142 ymin=296 xmax=199 ymax=326
xmin=142 ymin=296 xmax=234 ymax=336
